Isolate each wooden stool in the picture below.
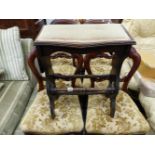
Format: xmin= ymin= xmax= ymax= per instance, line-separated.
xmin=28 ymin=24 xmax=140 ymax=119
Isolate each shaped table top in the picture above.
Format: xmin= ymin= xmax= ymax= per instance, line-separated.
xmin=35 ymin=24 xmax=135 ymax=48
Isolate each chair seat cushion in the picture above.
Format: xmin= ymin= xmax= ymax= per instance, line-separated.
xmin=135 ymin=37 xmax=155 ymax=52
xmin=0 ymin=81 xmax=33 ymax=134
xmin=35 ymin=24 xmax=132 ymax=45
xmin=140 ymin=78 xmax=155 ymax=97
xmin=85 ymin=90 xmax=150 ymax=134
xmin=123 ymin=19 xmax=155 ymax=55
xmin=123 ymin=19 xmax=155 ymax=38
xmin=20 ymin=90 xmax=84 ymax=134
xmin=139 ymin=92 xmax=155 ymax=132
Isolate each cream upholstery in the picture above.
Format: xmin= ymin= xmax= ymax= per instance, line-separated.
xmin=20 ymin=90 xmax=84 ymax=134
xmin=140 ymin=78 xmax=155 ymax=98
xmin=138 ymin=76 xmax=155 ymax=132
xmin=51 ymin=57 xmax=82 ymax=88
xmin=83 ymin=57 xmax=111 ymax=88
xmin=82 ymin=57 xmax=139 ymax=91
xmin=123 ymin=19 xmax=155 ymax=34
xmin=37 ymin=57 xmax=82 ymax=90
xmin=86 ymin=90 xmax=150 ymax=134
xmin=23 ymin=47 xmax=83 ymax=134
xmin=122 ymin=19 xmax=155 ymax=91
xmin=122 ymin=20 xmax=155 ymax=133
xmin=35 ymin=24 xmax=132 ymax=45
xmin=139 ymin=92 xmax=155 ymax=131
xmin=123 ymin=19 xmax=155 ymax=64
xmin=123 ymin=18 xmax=155 ymax=78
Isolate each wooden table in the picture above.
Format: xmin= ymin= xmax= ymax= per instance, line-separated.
xmin=28 ymin=24 xmax=141 ymax=119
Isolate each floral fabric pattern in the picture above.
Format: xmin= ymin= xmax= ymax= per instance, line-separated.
xmin=20 ymin=90 xmax=84 ymax=134
xmin=83 ymin=57 xmax=111 ymax=88
xmin=51 ymin=57 xmax=82 ymax=88
xmin=86 ymin=91 xmax=150 ymax=134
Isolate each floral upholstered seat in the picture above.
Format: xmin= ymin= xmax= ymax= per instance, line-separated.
xmin=85 ymin=90 xmax=150 ymax=134
xmin=20 ymin=90 xmax=84 ymax=134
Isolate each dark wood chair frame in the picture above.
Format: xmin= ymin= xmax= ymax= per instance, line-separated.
xmin=51 ymin=19 xmax=79 ymax=24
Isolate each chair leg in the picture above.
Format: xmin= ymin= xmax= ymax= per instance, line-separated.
xmin=46 ymin=79 xmax=56 ymax=119
xmin=48 ymin=95 xmax=56 ymax=119
xmin=106 ymin=79 xmax=116 ymax=117
xmin=110 ymin=96 xmax=116 ymax=117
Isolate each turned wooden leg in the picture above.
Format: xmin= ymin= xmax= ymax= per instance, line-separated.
xmin=110 ymin=95 xmax=116 ymax=117
xmin=107 ymin=78 xmax=116 ymax=117
xmin=47 ymin=89 xmax=56 ymax=119
xmin=49 ymin=97 xmax=56 ymax=119
xmin=121 ymin=47 xmax=141 ymax=91
xmin=108 ymin=51 xmax=126 ymax=117
xmin=28 ymin=48 xmax=44 ymax=91
xmin=42 ymin=53 xmax=57 ymax=119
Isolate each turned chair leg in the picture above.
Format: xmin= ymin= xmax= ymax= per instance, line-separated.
xmin=110 ymin=96 xmax=116 ymax=117
xmin=107 ymin=79 xmax=116 ymax=117
xmin=46 ymin=80 xmax=56 ymax=119
xmin=48 ymin=95 xmax=56 ymax=119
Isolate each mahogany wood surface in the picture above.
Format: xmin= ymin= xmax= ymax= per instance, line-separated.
xmin=0 ymin=19 xmax=45 ymax=39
